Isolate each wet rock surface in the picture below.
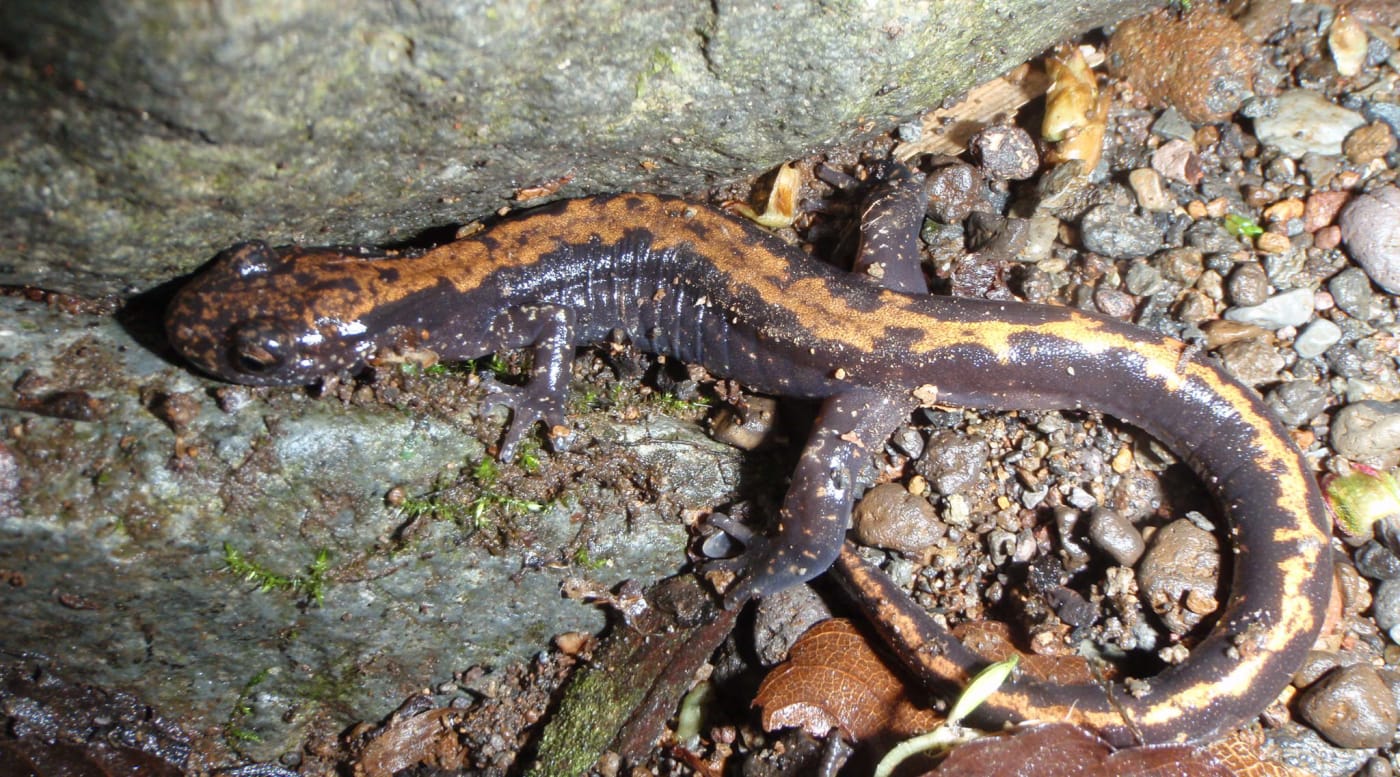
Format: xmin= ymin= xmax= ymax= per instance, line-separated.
xmin=8 ymin=0 xmax=1400 ymax=771
xmin=0 ymin=0 xmax=1153 ymax=297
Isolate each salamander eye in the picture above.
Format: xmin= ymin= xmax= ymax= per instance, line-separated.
xmin=233 ymin=342 xmax=282 ymax=374
xmin=229 ymin=325 xmax=287 ymax=376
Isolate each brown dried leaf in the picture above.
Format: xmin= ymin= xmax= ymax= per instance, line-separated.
xmin=726 ymin=163 xmax=802 ymax=228
xmin=929 ymin=723 xmax=1232 ymax=777
xmin=754 ymin=619 xmax=941 ymax=742
xmin=1043 ymin=44 xmax=1108 ymax=169
xmin=1206 ymin=728 xmax=1314 ymax=777
xmin=351 ymin=701 xmax=470 ymax=777
xmin=953 ymin=621 xmax=1098 ymax=685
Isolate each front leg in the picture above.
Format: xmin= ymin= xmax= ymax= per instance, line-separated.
xmin=480 ymin=304 xmax=576 ymax=462
xmin=710 ymin=388 xmax=911 ymax=607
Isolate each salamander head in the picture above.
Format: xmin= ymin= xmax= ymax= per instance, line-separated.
xmin=165 ymin=241 xmax=375 ymax=386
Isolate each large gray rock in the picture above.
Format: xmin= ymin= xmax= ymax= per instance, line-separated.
xmin=0 ymin=292 xmax=738 ymax=764
xmin=2 ymin=0 xmax=1149 ymax=295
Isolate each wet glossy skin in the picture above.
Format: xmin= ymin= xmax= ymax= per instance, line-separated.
xmin=166 ymin=167 xmax=1331 ymax=747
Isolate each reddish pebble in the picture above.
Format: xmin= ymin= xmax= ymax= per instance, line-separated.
xmin=1305 ymin=190 xmax=1352 ymax=232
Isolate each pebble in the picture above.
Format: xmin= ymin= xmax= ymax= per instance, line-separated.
xmin=1223 ymin=287 xmax=1315 ymax=329
xmin=968 ymin=125 xmax=1039 ymax=181
xmin=1254 ymin=89 xmax=1367 ymax=157
xmin=1367 ymin=101 xmax=1400 ymax=140
xmin=1044 ymin=586 xmax=1098 ymax=629
xmin=1176 ymin=290 xmax=1214 ymax=324
xmin=925 ymin=163 xmax=984 ymax=224
xmin=1218 ymin=339 xmax=1285 ymax=386
xmin=1294 ymin=318 xmax=1343 ymax=358
xmin=1136 ymin=519 xmax=1220 ymax=634
xmin=852 ymin=483 xmax=946 ymax=555
xmin=1328 ymin=345 xmax=1369 ymax=380
xmin=1297 ymin=664 xmax=1399 ymax=749
xmin=1255 ymin=231 xmax=1293 ymax=255
xmin=1329 ymin=10 xmax=1368 ymax=77
xmin=967 ymin=212 xmax=1030 ymax=262
xmin=1093 ymin=287 xmax=1137 ymax=319
xmin=1331 ymin=401 xmax=1400 ymax=460
xmin=1124 ymin=261 xmax=1163 ymax=296
xmin=1080 ymin=204 xmax=1165 ymax=258
xmin=1345 ymin=121 xmax=1397 ymax=166
xmin=1184 ymin=219 xmax=1241 ymax=253
xmin=1128 ymin=168 xmax=1177 ymax=212
xmin=1297 ymin=650 xmax=1347 ymax=687
xmin=1267 ymin=724 xmax=1373 ymax=777
xmin=1339 ymin=186 xmax=1400 ymax=294
xmin=215 ymin=386 xmax=254 ymax=413
xmin=1158 ymin=247 xmax=1205 ymax=284
xmin=914 ymin=431 xmax=989 ymax=495
xmin=1226 ymin=262 xmax=1270 ymax=306
xmin=1356 ymin=542 xmax=1400 ymax=581
xmin=1264 ymin=197 xmax=1305 ymax=225
xmin=1192 ymin=268 xmax=1226 ymax=302
xmin=1265 ymin=155 xmax=1298 ymax=183
xmin=1316 ymin=225 xmax=1343 ymax=250
xmin=1337 ymin=562 xmax=1373 ymax=618
xmin=1109 ymin=469 xmax=1165 ymax=522
xmin=1202 ymin=319 xmax=1269 ymax=349
xmin=888 ymin=426 xmax=924 ymax=459
xmin=1149 ymin=139 xmax=1202 ymax=185
xmin=1265 ymin=380 xmax=1329 ymax=427
xmin=1383 ymin=579 xmax=1400 ymax=636
xmin=1086 ymin=507 xmax=1145 ymax=566
xmin=1151 ymin=107 xmax=1195 ymax=141
xmin=1306 ymin=191 xmax=1352 ymax=232
xmin=1329 ymin=266 xmax=1375 ymax=319
xmin=708 ymin=395 xmax=780 ymax=450
xmin=1067 ymin=486 xmax=1097 ymax=510
xmin=1055 ymin=507 xmax=1091 ymax=571
xmin=1016 ymin=214 xmax=1059 ymax=264
xmin=1017 ymin=266 xmax=1054 ymax=300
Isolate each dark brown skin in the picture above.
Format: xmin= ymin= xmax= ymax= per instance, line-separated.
xmin=166 ymin=165 xmax=1331 ymax=747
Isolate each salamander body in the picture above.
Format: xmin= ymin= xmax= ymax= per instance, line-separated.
xmin=166 ymin=169 xmax=1331 ymax=747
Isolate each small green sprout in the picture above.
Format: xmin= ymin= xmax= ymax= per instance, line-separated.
xmin=1224 ymin=213 xmax=1264 ymax=238
xmin=873 ymin=656 xmax=1019 ymax=777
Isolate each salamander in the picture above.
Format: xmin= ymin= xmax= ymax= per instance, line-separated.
xmin=165 ymin=163 xmax=1331 ymax=748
